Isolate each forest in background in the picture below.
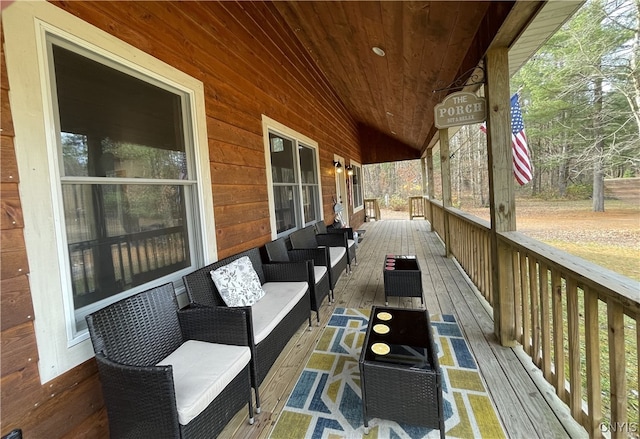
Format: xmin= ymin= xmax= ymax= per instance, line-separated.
xmin=364 ymin=0 xmax=639 ymax=212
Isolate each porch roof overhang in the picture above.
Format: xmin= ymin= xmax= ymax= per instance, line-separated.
xmin=276 ymin=1 xmax=584 ymax=164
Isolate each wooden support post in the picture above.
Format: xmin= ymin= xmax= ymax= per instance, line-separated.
xmin=486 ymin=47 xmax=517 ymax=346
xmin=439 ymin=128 xmax=452 ymax=257
xmin=426 ymin=150 xmax=435 ymax=232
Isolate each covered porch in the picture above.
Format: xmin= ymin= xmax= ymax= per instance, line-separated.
xmin=221 ymin=218 xmax=584 ymax=438
xmin=3 ymin=1 xmax=638 ymax=438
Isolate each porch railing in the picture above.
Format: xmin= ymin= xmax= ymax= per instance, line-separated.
xmin=364 ymin=198 xmax=381 ymax=221
xmin=409 ymin=196 xmax=426 ymax=219
xmin=69 ymin=226 xmax=189 ymax=308
xmin=426 ymin=198 xmax=639 ymax=438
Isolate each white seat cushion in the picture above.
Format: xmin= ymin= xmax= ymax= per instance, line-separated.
xmin=252 ymin=281 xmax=308 ymax=344
xmin=313 ymin=265 xmax=328 ymax=284
xmin=328 ymin=246 xmax=346 ymax=268
xmin=347 ymin=239 xmax=356 ymax=249
xmin=157 ymin=340 xmax=251 ymax=426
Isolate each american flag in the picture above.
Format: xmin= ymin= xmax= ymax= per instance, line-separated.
xmin=480 ymin=93 xmax=533 ymax=185
xmin=510 ymin=94 xmax=533 ymax=185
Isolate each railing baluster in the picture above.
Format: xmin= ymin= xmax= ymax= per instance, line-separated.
xmin=520 ymin=252 xmax=530 ymax=352
xmin=607 ymin=300 xmax=627 ymax=439
xmin=584 ymin=287 xmax=602 ymax=437
xmin=530 ymin=256 xmax=541 ymax=366
xmin=116 ymin=242 xmax=126 ymax=284
xmin=513 ymin=251 xmax=523 ymax=344
xmin=82 ymin=249 xmax=90 ymax=294
xmin=485 ymin=231 xmax=491 ymax=302
xmin=552 ymin=268 xmax=566 ymax=403
xmin=471 ymin=227 xmax=477 ymax=286
xmin=539 ymin=263 xmax=551 ymax=382
xmin=567 ymin=278 xmax=582 ymax=420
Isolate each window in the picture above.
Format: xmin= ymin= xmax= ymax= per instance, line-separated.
xmin=351 ymin=161 xmax=364 ymax=211
xmin=49 ymin=42 xmax=200 ymax=332
xmin=3 ymin=2 xmax=215 ymax=382
xmin=299 ymin=144 xmax=320 ymax=224
xmin=263 ymin=117 xmax=321 ymax=237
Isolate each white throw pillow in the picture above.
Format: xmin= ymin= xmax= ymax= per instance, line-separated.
xmin=210 ymin=256 xmax=265 ymax=307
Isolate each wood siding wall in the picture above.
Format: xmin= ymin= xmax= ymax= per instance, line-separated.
xmin=2 ymin=29 xmax=108 ymax=438
xmin=1 ymin=1 xmax=363 ymax=436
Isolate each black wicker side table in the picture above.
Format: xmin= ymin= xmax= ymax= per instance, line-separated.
xmin=359 ymin=306 xmax=444 ymax=438
xmin=383 ymin=255 xmax=423 ymax=305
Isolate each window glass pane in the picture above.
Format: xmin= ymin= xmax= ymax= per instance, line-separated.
xmin=64 ymin=183 xmax=190 ymax=313
xmin=53 ymin=45 xmax=187 ymax=180
xmin=302 ymin=185 xmax=319 ymax=224
xmin=267 ymin=127 xmax=320 ymax=235
xmin=269 ymin=133 xmax=296 ymax=183
xmin=273 ymin=185 xmax=298 ymax=234
xmin=353 ymin=165 xmax=363 ymax=208
xmin=299 ymin=144 xmax=317 ymax=184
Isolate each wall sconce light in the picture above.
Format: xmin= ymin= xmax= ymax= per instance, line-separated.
xmin=346 ymin=165 xmax=354 ymax=176
xmin=333 ymin=160 xmax=343 ymax=173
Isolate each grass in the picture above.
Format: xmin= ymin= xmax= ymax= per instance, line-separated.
xmin=546 ymin=240 xmax=640 ymax=282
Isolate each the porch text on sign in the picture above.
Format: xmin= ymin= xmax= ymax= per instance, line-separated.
xmin=434 ymin=92 xmax=486 ymax=129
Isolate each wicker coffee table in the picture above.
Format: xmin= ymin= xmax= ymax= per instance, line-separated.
xmin=383 ymin=255 xmax=423 ymax=305
xmin=359 ymin=306 xmax=444 ymax=438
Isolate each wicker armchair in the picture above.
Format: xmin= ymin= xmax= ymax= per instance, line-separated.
xmin=289 ymin=225 xmax=348 ymax=296
xmin=315 ymin=220 xmax=357 ymax=271
xmin=264 ymin=237 xmax=331 ymax=324
xmin=182 ymin=247 xmax=311 ymax=411
xmin=86 ymin=283 xmax=253 ymax=439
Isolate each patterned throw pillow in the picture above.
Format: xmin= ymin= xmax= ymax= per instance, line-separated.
xmin=210 ymin=256 xmax=265 ymax=307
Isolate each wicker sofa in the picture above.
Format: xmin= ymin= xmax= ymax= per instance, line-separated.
xmin=86 ymin=283 xmax=254 ymax=439
xmin=182 ymin=247 xmax=311 ymax=411
xmin=264 ymin=237 xmax=331 ymax=324
xmin=289 ymin=225 xmax=348 ymax=296
xmin=315 ymin=220 xmax=357 ymax=271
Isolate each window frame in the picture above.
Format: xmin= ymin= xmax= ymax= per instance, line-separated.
xmin=3 ymin=2 xmax=217 ymax=383
xmin=350 ymin=160 xmax=364 ymax=213
xmin=262 ymin=116 xmax=322 ymax=239
xmin=48 ymin=36 xmax=204 ymax=336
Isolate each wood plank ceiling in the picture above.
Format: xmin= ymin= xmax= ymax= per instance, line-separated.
xmin=274 ymin=1 xmax=538 ymax=163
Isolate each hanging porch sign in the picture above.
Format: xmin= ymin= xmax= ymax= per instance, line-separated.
xmin=434 ymin=91 xmax=486 ymax=129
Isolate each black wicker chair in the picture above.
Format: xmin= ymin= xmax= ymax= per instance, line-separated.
xmin=289 ymin=225 xmax=348 ymax=298
xmin=264 ymin=237 xmax=331 ymax=324
xmin=182 ymin=247 xmax=311 ymax=411
xmin=86 ymin=283 xmax=253 ymax=439
xmin=315 ymin=221 xmax=357 ymax=271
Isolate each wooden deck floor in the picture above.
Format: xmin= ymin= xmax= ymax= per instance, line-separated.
xmin=223 ymin=219 xmax=586 ymax=439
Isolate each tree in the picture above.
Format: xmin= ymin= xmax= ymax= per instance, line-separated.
xmin=513 ymin=0 xmax=639 ymax=209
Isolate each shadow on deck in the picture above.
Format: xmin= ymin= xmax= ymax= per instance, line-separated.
xmin=223 ymin=219 xmax=586 ymax=438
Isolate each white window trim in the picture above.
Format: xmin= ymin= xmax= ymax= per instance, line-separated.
xmin=3 ymin=1 xmax=216 ymax=383
xmin=350 ymin=160 xmax=364 ymax=213
xmin=333 ymin=153 xmax=349 ymax=226
xmin=262 ymin=115 xmax=322 ymax=239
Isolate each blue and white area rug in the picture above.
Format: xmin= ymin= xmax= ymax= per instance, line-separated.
xmin=269 ymin=308 xmax=506 ymax=439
